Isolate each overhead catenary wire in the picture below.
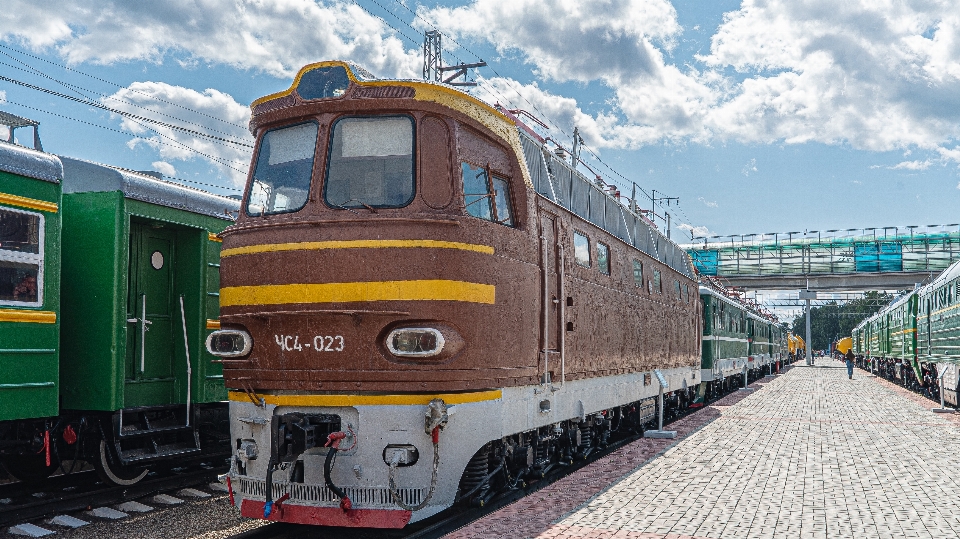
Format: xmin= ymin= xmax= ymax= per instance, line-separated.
xmin=391 ymin=5 xmax=702 ymax=233
xmin=0 ymin=53 xmax=251 ymax=143
xmin=4 ymin=100 xmax=244 ymax=194
xmin=0 ymin=43 xmax=248 ymax=130
xmin=0 ymin=75 xmax=253 ymax=149
xmin=348 ymin=0 xmax=424 ymax=49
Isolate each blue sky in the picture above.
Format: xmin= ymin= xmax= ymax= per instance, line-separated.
xmin=1 ymin=0 xmax=959 ymax=241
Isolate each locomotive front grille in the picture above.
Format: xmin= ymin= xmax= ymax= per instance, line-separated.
xmin=236 ymin=477 xmax=423 ymax=508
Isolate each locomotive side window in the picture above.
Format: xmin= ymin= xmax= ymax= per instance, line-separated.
xmin=491 ymin=176 xmax=514 ymax=226
xmin=0 ymin=207 xmax=43 ymax=306
xmin=573 ymin=231 xmax=590 ymax=267
xmin=597 ymin=242 xmax=610 ymax=275
xmin=247 ymin=121 xmax=318 ymax=215
xmin=461 ymin=163 xmax=514 ymax=226
xmin=325 ymin=116 xmax=415 ymax=209
xmin=633 ymin=259 xmax=643 ymax=287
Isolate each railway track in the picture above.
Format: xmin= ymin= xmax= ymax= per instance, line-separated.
xmin=222 ymin=368 xmax=785 ymax=539
xmin=0 ymin=461 xmax=227 ymax=529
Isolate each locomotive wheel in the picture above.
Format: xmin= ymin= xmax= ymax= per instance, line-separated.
xmin=0 ymin=453 xmax=58 ymax=483
xmin=93 ymin=439 xmax=148 ymax=486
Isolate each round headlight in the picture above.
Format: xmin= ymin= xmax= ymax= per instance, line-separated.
xmin=206 ymin=329 xmax=253 ymax=357
xmin=386 ymin=328 xmax=445 ymax=357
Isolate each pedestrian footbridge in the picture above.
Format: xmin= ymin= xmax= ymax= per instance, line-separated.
xmin=685 ymin=225 xmax=960 ymax=290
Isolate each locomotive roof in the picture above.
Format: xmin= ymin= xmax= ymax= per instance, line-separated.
xmin=59 ymin=156 xmax=238 ymax=220
xmin=516 ymin=129 xmax=697 ymax=280
xmin=0 ymin=140 xmax=63 ymax=183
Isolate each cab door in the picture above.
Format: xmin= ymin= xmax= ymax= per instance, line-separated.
xmin=124 ymin=222 xmax=176 ymax=407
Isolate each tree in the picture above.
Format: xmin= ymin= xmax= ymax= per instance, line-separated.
xmin=790 ymin=291 xmax=896 ymax=350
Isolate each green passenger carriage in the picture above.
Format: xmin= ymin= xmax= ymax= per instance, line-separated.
xmin=0 ymin=135 xmax=63 ymax=477
xmin=0 ymin=124 xmax=240 ymax=484
xmin=698 ymin=283 xmax=779 ymax=401
xmin=917 ymin=261 xmax=960 ymax=405
xmin=56 ymin=157 xmax=238 ymax=483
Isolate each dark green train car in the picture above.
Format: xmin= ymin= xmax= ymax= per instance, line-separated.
xmin=0 ymin=138 xmax=63 ymax=473
xmin=55 ymin=157 xmax=238 ymax=484
xmin=887 ymin=291 xmax=919 ymax=379
xmin=917 ymin=261 xmax=960 ymax=405
xmin=700 ymin=285 xmax=749 ymax=384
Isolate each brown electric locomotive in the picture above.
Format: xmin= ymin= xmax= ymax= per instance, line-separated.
xmin=209 ymin=61 xmax=701 ymax=527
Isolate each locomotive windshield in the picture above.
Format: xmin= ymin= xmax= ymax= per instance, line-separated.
xmin=247 ymin=122 xmax=318 ymax=216
xmin=324 ymin=116 xmax=415 ymax=209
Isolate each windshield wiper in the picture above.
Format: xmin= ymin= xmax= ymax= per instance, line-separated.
xmin=332 ymin=198 xmax=378 ymax=214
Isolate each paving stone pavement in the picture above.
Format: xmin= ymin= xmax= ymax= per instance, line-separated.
xmin=445 ymin=360 xmax=960 ymax=539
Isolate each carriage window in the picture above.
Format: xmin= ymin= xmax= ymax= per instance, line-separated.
xmin=0 ymin=207 xmax=43 ymax=306
xmin=247 ymin=122 xmax=318 ymax=215
xmin=633 ymin=260 xmax=643 ymax=287
xmin=597 ymin=242 xmax=610 ymax=275
xmin=325 ymin=116 xmax=415 ymax=209
xmin=574 ymin=231 xmax=590 ymax=267
xmin=461 ymin=163 xmax=514 ymax=226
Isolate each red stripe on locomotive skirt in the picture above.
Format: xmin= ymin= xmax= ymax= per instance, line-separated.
xmin=240 ymin=499 xmax=412 ymax=528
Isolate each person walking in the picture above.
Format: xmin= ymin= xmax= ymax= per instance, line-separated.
xmin=844 ymin=349 xmax=855 ymax=379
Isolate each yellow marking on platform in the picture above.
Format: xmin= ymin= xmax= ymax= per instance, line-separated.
xmin=220 ymin=280 xmax=495 ymax=307
xmin=0 ymin=193 xmax=58 ymax=213
xmin=221 ymin=239 xmax=494 ymax=258
xmin=0 ymin=309 xmax=56 ymax=324
xmin=228 ymin=390 xmax=502 ymax=407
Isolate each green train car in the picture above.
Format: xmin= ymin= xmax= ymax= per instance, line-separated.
xmin=850 ymin=263 xmax=960 ymax=403
xmin=0 ymin=137 xmax=63 ymax=476
xmin=698 ymin=284 xmax=781 ymax=400
xmin=917 ymin=261 xmax=960 ymax=405
xmin=0 ymin=129 xmax=239 ymax=485
xmin=852 ymin=291 xmax=920 ymax=384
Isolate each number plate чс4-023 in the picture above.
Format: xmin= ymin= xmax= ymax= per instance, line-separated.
xmin=275 ymin=334 xmax=344 ymax=352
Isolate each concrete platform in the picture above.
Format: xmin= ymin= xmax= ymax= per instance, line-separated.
xmin=445 ymin=360 xmax=960 ymax=539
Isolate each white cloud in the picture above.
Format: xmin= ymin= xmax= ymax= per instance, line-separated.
xmin=698 ymin=196 xmax=718 ymax=208
xmin=0 ymin=90 xmax=6 ymax=103
xmin=677 ymin=222 xmax=715 ymax=238
xmin=420 ymin=0 xmax=681 ymax=85
xmin=940 ymin=146 xmax=960 ymax=165
xmin=700 ymin=1 xmax=960 ymax=154
xmin=426 ymin=0 xmax=960 ymax=160
xmin=0 ymin=1 xmax=420 ymax=79
xmin=890 ymin=160 xmax=931 ymax=170
xmin=103 ymin=81 xmax=253 ymax=186
xmin=741 ymin=158 xmax=757 ymax=176
xmin=151 ymin=161 xmax=177 ymax=177
xmin=421 ymin=0 xmax=715 ymax=142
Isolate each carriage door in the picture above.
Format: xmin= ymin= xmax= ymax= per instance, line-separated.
xmin=539 ymin=212 xmax=562 ymax=381
xmin=124 ymin=222 xmax=176 ymax=407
